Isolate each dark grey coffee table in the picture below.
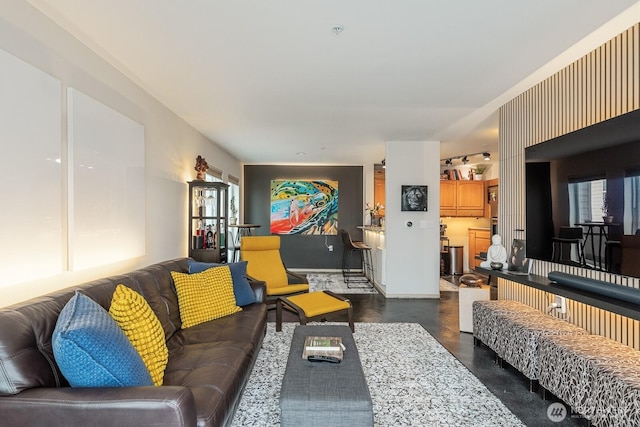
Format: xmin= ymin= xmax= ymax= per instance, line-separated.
xmin=280 ymin=325 xmax=373 ymax=427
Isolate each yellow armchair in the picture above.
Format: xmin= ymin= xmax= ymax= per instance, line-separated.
xmin=240 ymin=235 xmax=309 ymax=306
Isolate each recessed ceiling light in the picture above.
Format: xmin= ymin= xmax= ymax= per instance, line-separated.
xmin=331 ymin=25 xmax=344 ymax=35
xmin=296 ymin=151 xmax=306 ymax=156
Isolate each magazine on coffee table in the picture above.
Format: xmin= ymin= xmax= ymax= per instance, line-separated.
xmin=302 ymin=336 xmax=345 ymax=360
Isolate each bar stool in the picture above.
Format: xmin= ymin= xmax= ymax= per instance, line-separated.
xmin=551 ymin=226 xmax=585 ymax=266
xmin=339 ymin=229 xmax=374 ymax=288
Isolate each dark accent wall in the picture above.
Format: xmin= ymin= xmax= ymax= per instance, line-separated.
xmin=243 ymin=165 xmax=364 ymax=269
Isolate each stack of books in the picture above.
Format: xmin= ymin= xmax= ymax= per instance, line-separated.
xmin=302 ymin=336 xmax=345 ymax=362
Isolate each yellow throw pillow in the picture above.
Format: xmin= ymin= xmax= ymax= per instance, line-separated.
xmin=170 ymin=266 xmax=242 ymax=329
xmin=109 ymin=285 xmax=168 ymax=386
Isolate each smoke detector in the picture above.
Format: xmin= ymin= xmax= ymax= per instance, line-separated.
xmin=331 ymin=25 xmax=344 ymax=35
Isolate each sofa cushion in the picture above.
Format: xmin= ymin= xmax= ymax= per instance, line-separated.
xmin=188 ymin=260 xmax=256 ymax=306
xmin=109 ymin=284 xmax=169 ymax=386
xmin=171 ymin=266 xmax=242 ymax=329
xmin=52 ymin=292 xmax=153 ymax=387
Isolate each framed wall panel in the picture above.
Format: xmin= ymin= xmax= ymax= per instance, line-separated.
xmin=68 ymin=88 xmax=145 ymax=270
xmin=0 ymin=48 xmax=62 ymax=286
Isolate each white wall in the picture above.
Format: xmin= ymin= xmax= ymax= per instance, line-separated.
xmin=385 ymin=141 xmax=441 ymax=298
xmin=0 ymin=3 xmax=241 ymax=307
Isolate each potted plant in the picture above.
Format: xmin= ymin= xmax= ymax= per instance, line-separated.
xmin=602 ymin=195 xmax=613 ymax=223
xmin=229 ymin=196 xmax=238 ymax=225
xmin=473 ymin=165 xmax=486 ymax=180
xmin=365 ymin=202 xmax=384 ymax=226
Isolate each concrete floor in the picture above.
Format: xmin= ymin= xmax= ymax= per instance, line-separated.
xmin=269 ymin=278 xmax=587 ymax=426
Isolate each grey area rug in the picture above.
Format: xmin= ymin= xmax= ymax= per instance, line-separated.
xmin=231 ymin=322 xmax=524 ymax=426
xmin=306 ymin=272 xmax=378 ymax=294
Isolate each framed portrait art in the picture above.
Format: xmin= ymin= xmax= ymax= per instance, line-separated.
xmin=401 ymin=185 xmax=427 ymax=211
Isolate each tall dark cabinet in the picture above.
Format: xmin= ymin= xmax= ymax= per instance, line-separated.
xmin=188 ymin=181 xmax=228 ymax=263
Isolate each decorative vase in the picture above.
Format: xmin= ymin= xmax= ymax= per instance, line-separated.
xmin=474 ymin=174 xmax=483 ymax=181
xmin=365 ymin=214 xmax=371 ymax=226
xmin=603 ymin=215 xmax=614 ymax=223
xmin=230 ymin=217 xmax=238 ymax=225
xmin=370 ymin=212 xmax=376 ymax=226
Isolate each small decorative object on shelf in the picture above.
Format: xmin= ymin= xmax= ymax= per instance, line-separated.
xmin=473 ymin=165 xmax=486 ymax=181
xmin=480 ymin=234 xmax=508 ymax=270
xmin=490 ymin=262 xmax=504 ymax=270
xmin=194 ymin=155 xmax=209 ymax=180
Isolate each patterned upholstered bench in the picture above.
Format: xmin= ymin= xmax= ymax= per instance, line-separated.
xmin=472 ymin=300 xmax=540 ymax=352
xmin=472 ymin=300 xmax=587 ymax=392
xmin=539 ymin=334 xmax=640 ymax=425
xmin=497 ymin=313 xmax=587 ymax=391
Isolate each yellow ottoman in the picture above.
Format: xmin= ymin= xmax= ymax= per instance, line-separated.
xmin=276 ymin=290 xmax=354 ymax=332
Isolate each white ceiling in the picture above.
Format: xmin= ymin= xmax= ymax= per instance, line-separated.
xmin=26 ymin=0 xmax=640 ymax=166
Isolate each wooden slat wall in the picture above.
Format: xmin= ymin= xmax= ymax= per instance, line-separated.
xmin=498 ymin=23 xmax=640 ymax=348
xmin=498 ymin=280 xmax=640 ymax=349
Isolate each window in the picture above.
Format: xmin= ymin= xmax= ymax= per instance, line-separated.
xmin=205 ymin=168 xmax=223 ymax=182
xmin=228 ymin=174 xmax=240 ymax=222
xmin=568 ymin=178 xmax=606 ymax=224
xmin=624 ymin=173 xmax=640 ymax=234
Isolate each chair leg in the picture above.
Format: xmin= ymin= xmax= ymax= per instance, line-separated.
xmin=365 ymin=249 xmax=374 ymax=286
xmin=341 ymin=248 xmax=351 ymax=283
xmin=346 ymin=249 xmax=371 ymax=288
xmin=276 ymin=298 xmax=283 ymax=332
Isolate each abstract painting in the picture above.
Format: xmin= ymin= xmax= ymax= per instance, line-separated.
xmin=270 ymin=180 xmax=338 ymax=235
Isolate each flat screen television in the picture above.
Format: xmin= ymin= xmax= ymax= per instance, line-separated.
xmin=525 ymin=108 xmax=640 ymax=279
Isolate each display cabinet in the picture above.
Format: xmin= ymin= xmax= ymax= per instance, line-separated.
xmin=188 ymin=181 xmax=228 ymax=263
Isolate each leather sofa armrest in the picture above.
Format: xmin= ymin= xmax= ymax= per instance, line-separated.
xmin=248 ymin=278 xmax=266 ymax=303
xmin=2 ymin=386 xmax=196 ymax=427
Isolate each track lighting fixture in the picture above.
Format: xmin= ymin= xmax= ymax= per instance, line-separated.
xmin=440 ymin=151 xmax=491 ymax=166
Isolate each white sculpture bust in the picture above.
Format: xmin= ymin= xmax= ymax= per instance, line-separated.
xmin=480 ymin=234 xmax=508 ymax=269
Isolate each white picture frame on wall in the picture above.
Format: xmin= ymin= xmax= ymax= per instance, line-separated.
xmin=0 ymin=48 xmax=63 ymax=286
xmin=67 ymin=88 xmax=145 ymax=270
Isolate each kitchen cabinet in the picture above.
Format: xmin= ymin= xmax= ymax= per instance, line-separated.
xmin=440 ymin=180 xmax=485 ymax=217
xmin=469 ymin=227 xmax=491 ymax=269
xmin=440 ymin=181 xmax=457 ymax=216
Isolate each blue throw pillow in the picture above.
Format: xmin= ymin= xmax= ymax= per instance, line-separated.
xmin=52 ymin=292 xmax=153 ymax=387
xmin=188 ymin=259 xmax=256 ymax=306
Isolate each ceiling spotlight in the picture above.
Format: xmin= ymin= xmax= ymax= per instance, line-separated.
xmin=461 ymin=156 xmax=469 ymax=165
xmin=483 ymin=152 xmax=491 ymax=161
xmin=381 ymin=159 xmax=386 ymax=169
xmin=445 ymin=159 xmax=452 ymax=166
xmin=331 ymin=25 xmax=344 ymax=35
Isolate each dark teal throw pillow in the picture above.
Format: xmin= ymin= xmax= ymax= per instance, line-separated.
xmin=188 ymin=259 xmax=256 ymax=306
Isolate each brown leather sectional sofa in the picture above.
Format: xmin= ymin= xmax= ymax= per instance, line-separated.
xmin=0 ymin=258 xmax=267 ymax=427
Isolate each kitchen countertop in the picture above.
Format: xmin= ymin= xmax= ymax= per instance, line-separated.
xmin=358 ymin=226 xmax=385 ymax=232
